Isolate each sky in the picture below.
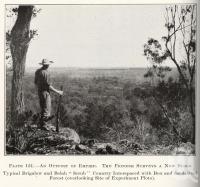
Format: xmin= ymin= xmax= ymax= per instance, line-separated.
xmin=6 ymin=5 xmax=168 ymax=68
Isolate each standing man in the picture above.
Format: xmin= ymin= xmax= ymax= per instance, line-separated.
xmin=34 ymin=59 xmax=63 ymax=128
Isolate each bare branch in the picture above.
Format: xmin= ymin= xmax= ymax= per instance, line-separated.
xmin=165 ymin=40 xmax=189 ymax=90
xmin=173 ymin=5 xmax=177 ymax=59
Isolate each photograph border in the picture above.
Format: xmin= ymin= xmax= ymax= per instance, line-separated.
xmin=4 ymin=2 xmax=199 ymax=157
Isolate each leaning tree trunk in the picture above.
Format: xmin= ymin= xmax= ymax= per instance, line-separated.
xmin=10 ymin=6 xmax=33 ymax=127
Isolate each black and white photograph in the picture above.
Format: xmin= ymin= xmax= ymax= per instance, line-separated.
xmin=5 ymin=4 xmax=197 ymax=155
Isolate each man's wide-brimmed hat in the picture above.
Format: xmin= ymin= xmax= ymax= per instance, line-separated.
xmin=39 ymin=59 xmax=54 ymax=65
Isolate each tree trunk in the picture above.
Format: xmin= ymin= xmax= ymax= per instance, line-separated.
xmin=189 ymin=88 xmax=195 ymax=144
xmin=10 ymin=6 xmax=33 ymax=127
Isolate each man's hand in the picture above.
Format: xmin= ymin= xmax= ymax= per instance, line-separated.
xmin=57 ymin=90 xmax=63 ymax=96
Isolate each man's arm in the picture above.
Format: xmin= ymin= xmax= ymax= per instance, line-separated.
xmin=49 ymin=85 xmax=63 ymax=96
xmin=42 ymin=70 xmax=63 ymax=96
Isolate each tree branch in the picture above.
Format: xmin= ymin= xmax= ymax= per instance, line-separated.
xmin=172 ymin=6 xmax=177 ymax=59
xmin=165 ymin=41 xmax=189 ymax=90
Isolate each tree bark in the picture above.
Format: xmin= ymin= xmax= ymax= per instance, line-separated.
xmin=189 ymin=88 xmax=195 ymax=144
xmin=10 ymin=6 xmax=33 ymax=127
